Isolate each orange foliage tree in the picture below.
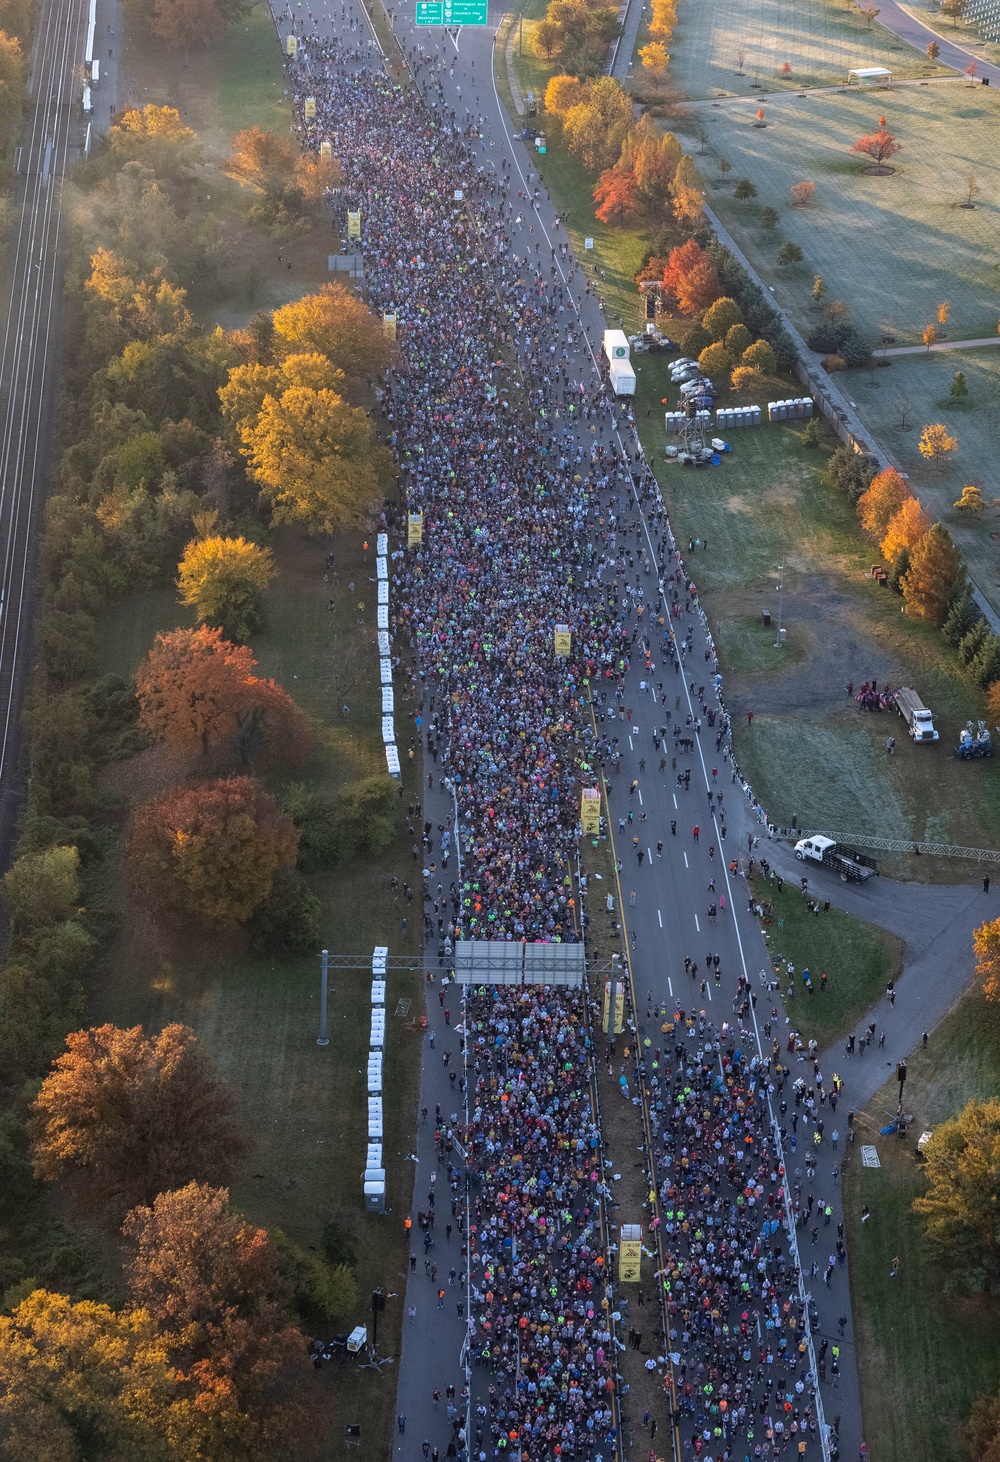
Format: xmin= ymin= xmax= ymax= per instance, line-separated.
xmin=271 ymin=282 xmax=393 ymax=380
xmin=856 ymin=467 xmax=912 ymax=540
xmin=660 ymin=239 xmax=720 ymax=316
xmin=122 ymin=1182 xmax=326 ymax=1458
xmin=975 ymin=917 xmax=1000 ymax=1001
xmin=850 ymin=127 xmax=901 ymax=173
xmin=129 ymin=776 xmax=298 ymax=923
xmin=881 ymin=497 xmax=931 ymax=560
xmin=593 ymin=164 xmax=640 ymax=222
xmin=136 ymin=625 xmax=308 ymax=764
xmin=29 ymin=1022 xmax=244 ymax=1219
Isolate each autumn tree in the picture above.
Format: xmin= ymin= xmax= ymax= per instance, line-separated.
xmin=900 ymin=522 xmax=965 ymax=625
xmin=136 ymin=625 xmax=308 ymax=763
xmin=593 ymin=163 xmax=640 ymax=221
xmin=271 ymin=282 xmax=393 ymax=381
xmin=225 ymin=127 xmax=302 ymax=215
xmin=660 ymin=239 xmax=720 ymax=316
xmin=563 ymin=78 xmax=633 ymax=172
xmin=941 ymin=0 xmax=966 ymax=23
xmin=918 ymin=422 xmax=958 ymax=462
xmin=108 ymin=104 xmax=202 ymax=183
xmin=0 ymin=1290 xmax=179 ymax=1457
xmin=954 ymin=484 xmax=985 ymax=513
xmin=858 ymin=0 xmax=881 ymax=26
xmin=812 ymin=275 xmax=826 ymax=301
xmin=881 ymin=496 xmax=930 ymax=560
xmin=850 ymin=126 xmax=901 ymax=173
xmin=240 ymin=383 xmax=393 ymax=536
xmin=726 ymin=322 xmax=752 ymax=357
xmin=938 ymin=299 xmax=951 ymax=329
xmin=698 ymin=343 xmax=735 ymax=382
xmin=978 ymin=917 xmax=1000 ymax=1001
xmin=669 ymin=153 xmax=704 ymax=223
xmin=922 ymin=323 xmax=938 ymax=352
xmin=29 ymin=1022 xmax=244 ymax=1218
xmin=702 ymin=296 xmax=742 ymax=340
xmin=856 ymin=466 xmax=912 ymax=539
xmin=85 ymin=248 xmax=193 ymax=355
xmin=534 ymin=17 xmax=561 ymax=56
xmin=145 ymin=0 xmax=252 ymax=47
xmin=926 ymin=38 xmax=940 ymax=58
xmin=0 ymin=31 xmax=25 ymax=162
xmin=741 ymin=339 xmax=776 ymax=375
xmin=638 ymin=40 xmax=669 ymax=73
xmin=122 ymin=1183 xmax=326 ymax=1460
xmin=648 ymin=0 xmax=676 ymax=38
xmin=178 ymin=535 xmax=275 ymax=642
xmin=544 ymin=73 xmax=589 ymax=117
xmin=790 ymin=180 xmax=816 ymax=206
xmin=912 ymin=1097 xmax=1000 ymax=1292
xmin=621 ymin=117 xmax=681 ymax=210
xmin=730 ymin=364 xmax=764 ymax=394
xmin=130 ymin=776 xmax=299 ymax=923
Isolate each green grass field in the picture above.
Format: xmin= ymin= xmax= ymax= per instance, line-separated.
xmin=690 ymin=83 xmax=1000 ymax=344
xmin=667 ymin=0 xmax=942 ymax=99
xmin=840 ymin=347 xmax=1000 ymax=612
xmin=752 ymin=878 xmax=904 ymax=1046
xmin=843 ymin=985 xmax=1000 ymax=1462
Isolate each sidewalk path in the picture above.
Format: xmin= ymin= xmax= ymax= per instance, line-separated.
xmin=883 ymin=335 xmax=1000 ymax=355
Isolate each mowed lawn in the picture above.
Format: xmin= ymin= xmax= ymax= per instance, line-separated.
xmin=668 ymin=0 xmax=941 ymax=99
xmin=631 ymin=363 xmax=1000 ymax=854
xmin=840 ymin=347 xmax=1000 ymax=612
xmin=843 ymin=985 xmax=1000 ymax=1462
xmin=691 ymin=83 xmax=1000 ymax=342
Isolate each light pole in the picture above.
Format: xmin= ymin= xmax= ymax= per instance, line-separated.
xmin=317 ymin=948 xmax=330 ymax=1047
xmin=774 ymin=561 xmax=785 ymax=649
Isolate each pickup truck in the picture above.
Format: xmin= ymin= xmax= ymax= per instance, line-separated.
xmin=794 ymin=835 xmax=879 ymax=883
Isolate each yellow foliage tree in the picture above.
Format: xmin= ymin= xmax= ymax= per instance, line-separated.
xmin=648 ymin=0 xmax=677 ymax=38
xmin=109 ymin=104 xmax=201 ymax=176
xmin=669 ymin=154 xmax=704 ymax=223
xmin=85 ymin=248 xmax=192 ymax=345
xmin=271 ymin=282 xmax=393 ymax=380
xmin=178 ymin=535 xmax=276 ymax=643
xmin=954 ymin=484 xmax=986 ymax=513
xmin=639 ymin=40 xmax=669 ymax=73
xmin=241 ymin=385 xmax=393 ymax=535
xmin=856 ymin=467 xmax=912 ymax=540
xmin=730 ymin=364 xmax=764 ymax=394
xmin=544 ymin=74 xmax=589 ymax=118
xmin=0 ymin=31 xmax=25 ymax=161
xmin=912 ymin=1097 xmax=1000 ymax=1293
xmin=563 ymin=78 xmax=634 ymax=173
xmin=900 ymin=522 xmax=965 ymax=625
xmin=918 ymin=422 xmax=958 ymax=462
xmin=219 ymin=352 xmax=344 ymax=433
xmin=880 ymin=496 xmax=930 ymax=561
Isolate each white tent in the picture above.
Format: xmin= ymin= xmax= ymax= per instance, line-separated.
xmin=847 ymin=66 xmax=892 ymax=85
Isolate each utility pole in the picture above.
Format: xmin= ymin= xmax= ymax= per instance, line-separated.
xmin=317 ymin=948 xmax=330 ymax=1047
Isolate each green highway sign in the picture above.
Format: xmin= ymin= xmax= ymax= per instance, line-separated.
xmin=415 ymin=0 xmax=488 ymax=22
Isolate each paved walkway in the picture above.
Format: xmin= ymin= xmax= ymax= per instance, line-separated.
xmin=883 ymin=335 xmax=1000 ymax=355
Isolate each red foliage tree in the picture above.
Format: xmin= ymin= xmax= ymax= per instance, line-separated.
xmin=850 ymin=127 xmax=902 ymax=173
xmin=129 ymin=776 xmax=299 ymax=924
xmin=136 ymin=625 xmax=308 ymax=765
xmin=660 ymin=239 xmax=720 ymax=315
xmin=593 ymin=164 xmax=640 ymax=222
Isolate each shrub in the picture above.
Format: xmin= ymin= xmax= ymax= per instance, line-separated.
xmin=285 ymin=776 xmax=398 ymax=871
xmin=698 ymin=343 xmax=735 ymax=382
xmin=674 ymin=320 xmax=712 ymax=358
xmin=248 ymin=869 xmax=321 ymax=955
xmin=702 ymin=296 xmax=742 ymax=340
xmin=725 ymin=322 xmax=751 ymax=357
xmin=705 ymin=243 xmax=795 ymax=369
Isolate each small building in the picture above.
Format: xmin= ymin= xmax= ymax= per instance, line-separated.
xmin=847 ymin=66 xmax=892 ymax=86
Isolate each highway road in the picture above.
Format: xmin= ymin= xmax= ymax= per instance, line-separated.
xmin=0 ymin=0 xmax=89 ymax=856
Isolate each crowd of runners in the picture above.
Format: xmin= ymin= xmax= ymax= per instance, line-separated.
xmin=285 ymin=30 xmax=830 ymax=1461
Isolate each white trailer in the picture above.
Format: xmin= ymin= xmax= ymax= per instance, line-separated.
xmin=603 ymin=329 xmax=630 ymax=366
xmin=609 ymin=357 xmax=636 ymax=396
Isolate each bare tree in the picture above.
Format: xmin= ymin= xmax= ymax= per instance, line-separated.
xmin=736 ymin=46 xmax=746 ymax=74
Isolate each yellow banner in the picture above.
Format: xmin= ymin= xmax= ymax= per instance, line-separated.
xmin=407 ymin=511 xmax=424 ymax=548
xmin=554 ymin=625 xmax=571 ymax=657
xmin=304 ymin=96 xmax=316 ymax=119
xmin=347 ymin=210 xmax=362 ymax=240
xmin=319 ymin=140 xmax=332 ymax=159
xmin=285 ymin=34 xmax=298 ymax=56
xmin=619 ymin=1239 xmax=642 ymax=1283
xmin=580 ymin=788 xmax=601 ymax=836
xmin=383 ymin=313 xmax=397 ymax=341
